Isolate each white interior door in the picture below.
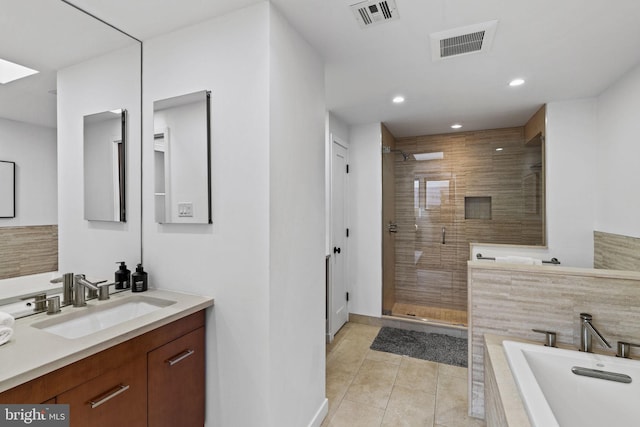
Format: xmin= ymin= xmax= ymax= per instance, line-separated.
xmin=329 ymin=139 xmax=348 ymax=340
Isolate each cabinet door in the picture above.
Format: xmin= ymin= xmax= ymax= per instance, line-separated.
xmin=148 ymin=327 xmax=205 ymax=427
xmin=57 ymin=354 xmax=146 ymax=427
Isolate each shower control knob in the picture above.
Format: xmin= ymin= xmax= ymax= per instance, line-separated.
xmin=333 ymin=247 xmax=341 ymax=254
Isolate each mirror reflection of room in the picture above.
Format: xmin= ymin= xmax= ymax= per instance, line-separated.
xmin=153 ymin=90 xmax=212 ymax=225
xmin=83 ymin=109 xmax=127 ymax=222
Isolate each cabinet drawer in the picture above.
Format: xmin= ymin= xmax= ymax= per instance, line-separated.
xmin=57 ymin=354 xmax=146 ymax=427
xmin=148 ymin=327 xmax=205 ymax=427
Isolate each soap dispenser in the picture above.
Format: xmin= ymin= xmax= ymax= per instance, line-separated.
xmin=115 ymin=261 xmax=131 ymax=290
xmin=131 ymin=264 xmax=148 ymax=293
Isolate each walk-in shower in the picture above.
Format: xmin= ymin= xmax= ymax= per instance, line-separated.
xmin=382 ymin=127 xmax=544 ymax=328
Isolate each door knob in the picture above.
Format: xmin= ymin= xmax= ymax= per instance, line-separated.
xmin=333 ymin=247 xmax=341 ymax=254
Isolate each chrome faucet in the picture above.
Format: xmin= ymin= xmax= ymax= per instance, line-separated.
xmin=580 ymin=313 xmax=612 ymax=352
xmin=50 ymin=272 xmax=74 ymax=306
xmin=73 ymin=274 xmax=100 ymax=307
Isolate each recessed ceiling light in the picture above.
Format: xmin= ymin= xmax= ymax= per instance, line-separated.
xmin=0 ymin=58 xmax=38 ymax=84
xmin=496 ymin=147 xmax=504 ymax=151
xmin=509 ymin=78 xmax=525 ymax=87
xmin=451 ymin=123 xmax=462 ymax=129
xmin=392 ymin=95 xmax=405 ymax=104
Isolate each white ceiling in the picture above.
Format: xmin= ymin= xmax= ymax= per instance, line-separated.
xmin=5 ymin=0 xmax=640 ymax=137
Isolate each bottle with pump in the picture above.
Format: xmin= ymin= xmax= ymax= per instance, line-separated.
xmin=132 ymin=264 xmax=148 ymax=292
xmin=115 ymin=261 xmax=131 ymax=290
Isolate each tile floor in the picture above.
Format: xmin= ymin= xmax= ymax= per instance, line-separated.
xmin=322 ymin=322 xmax=486 ymax=427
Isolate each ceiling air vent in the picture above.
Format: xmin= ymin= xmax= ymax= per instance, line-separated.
xmin=350 ymin=0 xmax=399 ymax=28
xmin=430 ymin=20 xmax=498 ymax=61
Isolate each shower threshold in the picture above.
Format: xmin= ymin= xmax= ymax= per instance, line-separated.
xmin=388 ymin=303 xmax=468 ymax=328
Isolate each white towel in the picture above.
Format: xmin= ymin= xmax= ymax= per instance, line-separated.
xmin=495 ymin=256 xmax=542 ymax=265
xmin=0 ymin=326 xmax=13 ymax=346
xmin=0 ymin=311 xmax=14 ymax=328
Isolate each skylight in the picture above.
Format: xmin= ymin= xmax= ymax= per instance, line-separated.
xmin=0 ymin=58 xmax=38 ymax=84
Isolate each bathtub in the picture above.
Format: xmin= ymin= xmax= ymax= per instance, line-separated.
xmin=503 ymin=340 xmax=640 ymax=427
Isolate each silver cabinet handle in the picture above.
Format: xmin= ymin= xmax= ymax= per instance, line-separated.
xmin=88 ymin=384 xmax=129 ymax=409
xmin=166 ymin=349 xmax=195 ymax=366
xmin=442 ymin=227 xmax=446 ymax=244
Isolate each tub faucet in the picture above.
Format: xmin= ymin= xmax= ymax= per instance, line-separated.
xmin=580 ymin=313 xmax=611 ymax=353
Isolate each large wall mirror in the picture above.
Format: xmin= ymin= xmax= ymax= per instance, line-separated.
xmin=83 ymin=109 xmax=127 ymax=222
xmin=0 ymin=1 xmax=141 ymax=290
xmin=153 ymin=90 xmax=212 ymax=224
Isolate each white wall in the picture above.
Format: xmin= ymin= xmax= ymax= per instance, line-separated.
xmin=347 ymin=123 xmax=382 ymax=317
xmin=57 ymin=43 xmax=141 ymax=278
xmin=596 ymin=63 xmax=640 ymax=238
xmin=268 ymin=6 xmax=327 ymax=426
xmin=0 ymin=118 xmax=56 ymax=226
xmin=143 ymin=4 xmax=326 ymax=426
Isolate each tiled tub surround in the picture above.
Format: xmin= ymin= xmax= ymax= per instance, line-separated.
xmin=484 ymin=334 xmax=531 ymax=427
xmin=0 ymin=225 xmax=58 ymax=280
xmin=468 ymin=261 xmax=640 ymax=418
xmin=594 ymin=231 xmax=640 ymax=272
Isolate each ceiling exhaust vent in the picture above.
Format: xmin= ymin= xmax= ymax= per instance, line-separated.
xmin=430 ymin=20 xmax=498 ymax=61
xmin=350 ymin=0 xmax=399 ymax=28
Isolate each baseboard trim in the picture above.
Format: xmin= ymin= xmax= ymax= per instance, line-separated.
xmin=308 ymin=398 xmax=329 ymax=427
xmin=348 ymin=313 xmax=383 ymax=326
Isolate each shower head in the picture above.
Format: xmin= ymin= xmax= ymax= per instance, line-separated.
xmin=382 ymin=145 xmax=411 ymax=162
xmin=382 ymin=146 xmax=412 ymax=161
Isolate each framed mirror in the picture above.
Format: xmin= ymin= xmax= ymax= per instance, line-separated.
xmin=153 ymin=90 xmax=212 ymax=224
xmin=0 ymin=161 xmax=16 ymax=218
xmin=83 ymin=109 xmax=127 ymax=222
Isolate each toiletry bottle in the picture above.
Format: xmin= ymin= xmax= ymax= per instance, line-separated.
xmin=132 ymin=264 xmax=148 ymax=292
xmin=115 ymin=261 xmax=131 ymax=289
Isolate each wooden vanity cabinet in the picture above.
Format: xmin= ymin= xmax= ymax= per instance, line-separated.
xmin=0 ymin=311 xmax=206 ymax=427
xmin=57 ymin=354 xmax=147 ymax=426
xmin=148 ymin=327 xmax=205 ymax=427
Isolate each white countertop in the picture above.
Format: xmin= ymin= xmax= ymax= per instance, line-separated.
xmin=0 ymin=288 xmax=214 ymax=393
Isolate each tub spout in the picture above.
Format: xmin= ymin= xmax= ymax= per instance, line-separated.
xmin=580 ymin=313 xmax=611 ymax=353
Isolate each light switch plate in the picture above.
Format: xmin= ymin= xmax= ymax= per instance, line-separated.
xmin=178 ymin=202 xmax=193 ymax=217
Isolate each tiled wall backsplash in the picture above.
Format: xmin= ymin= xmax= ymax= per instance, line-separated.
xmin=468 ymin=262 xmax=640 ymax=418
xmin=0 ymin=225 xmax=58 ymax=280
xmin=594 ymin=231 xmax=640 ymax=272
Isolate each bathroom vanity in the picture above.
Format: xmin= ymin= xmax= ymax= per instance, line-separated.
xmin=0 ymin=289 xmax=213 ymax=427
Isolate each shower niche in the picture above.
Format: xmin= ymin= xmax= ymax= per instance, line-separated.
xmin=153 ymin=90 xmax=212 ymax=224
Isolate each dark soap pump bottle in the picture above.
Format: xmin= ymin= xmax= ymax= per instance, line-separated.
xmin=115 ymin=261 xmax=131 ymax=290
xmin=132 ymin=264 xmax=148 ymax=293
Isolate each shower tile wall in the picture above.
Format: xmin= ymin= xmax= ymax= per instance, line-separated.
xmin=393 ymin=127 xmax=543 ymax=313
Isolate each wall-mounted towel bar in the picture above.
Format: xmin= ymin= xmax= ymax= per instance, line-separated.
xmin=476 ymin=253 xmax=561 ymax=265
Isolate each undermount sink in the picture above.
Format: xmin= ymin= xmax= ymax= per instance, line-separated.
xmin=31 ymin=295 xmax=176 ymax=339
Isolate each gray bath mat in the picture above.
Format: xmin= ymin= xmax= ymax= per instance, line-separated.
xmin=370 ymin=327 xmax=467 ymax=367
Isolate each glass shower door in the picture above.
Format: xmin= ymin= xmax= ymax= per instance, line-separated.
xmin=393 ymin=171 xmax=459 ymax=323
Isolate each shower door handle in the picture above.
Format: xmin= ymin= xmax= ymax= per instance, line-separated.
xmin=442 ymin=227 xmax=446 ymax=244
